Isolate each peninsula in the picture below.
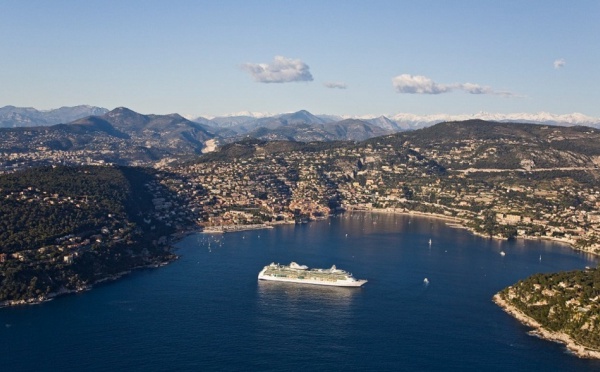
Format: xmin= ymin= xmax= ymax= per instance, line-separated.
xmin=494 ymin=268 xmax=600 ymax=359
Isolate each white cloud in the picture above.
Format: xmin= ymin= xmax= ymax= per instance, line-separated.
xmin=324 ymin=81 xmax=347 ymax=89
xmin=458 ymin=83 xmax=515 ymax=97
xmin=241 ymin=56 xmax=313 ymax=83
xmin=457 ymin=82 xmax=492 ymax=94
xmin=392 ymin=74 xmax=514 ymax=97
xmin=392 ymin=74 xmax=450 ymax=94
xmin=554 ymin=58 xmax=566 ymax=69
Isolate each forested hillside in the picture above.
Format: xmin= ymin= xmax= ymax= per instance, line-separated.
xmin=0 ymin=166 xmax=191 ymax=303
xmin=497 ymin=268 xmax=600 ymax=351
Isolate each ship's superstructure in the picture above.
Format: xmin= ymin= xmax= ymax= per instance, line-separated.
xmin=258 ymin=262 xmax=367 ymax=287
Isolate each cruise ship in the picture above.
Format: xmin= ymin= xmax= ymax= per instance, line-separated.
xmin=258 ymin=262 xmax=367 ymax=287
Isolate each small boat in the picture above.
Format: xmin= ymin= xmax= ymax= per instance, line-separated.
xmin=423 ymin=278 xmax=429 ymax=285
xmin=500 ymin=251 xmax=506 ymax=256
xmin=428 ymin=238 xmax=432 ymax=246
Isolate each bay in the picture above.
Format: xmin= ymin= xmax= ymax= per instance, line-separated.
xmin=1 ymin=212 xmax=599 ymax=371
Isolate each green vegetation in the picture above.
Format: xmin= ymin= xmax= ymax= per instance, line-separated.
xmin=0 ymin=165 xmax=188 ymax=304
xmin=4 ymin=119 xmax=600 ymax=308
xmin=499 ymin=267 xmax=600 ymax=351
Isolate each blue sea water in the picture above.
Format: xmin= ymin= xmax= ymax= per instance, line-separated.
xmin=1 ymin=212 xmax=599 ymax=371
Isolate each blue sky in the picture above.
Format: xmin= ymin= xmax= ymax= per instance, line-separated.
xmin=1 ymin=1 xmax=598 ymax=117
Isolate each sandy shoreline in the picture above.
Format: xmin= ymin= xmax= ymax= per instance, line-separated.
xmin=344 ymin=206 xmax=463 ymax=222
xmin=201 ymin=223 xmax=276 ymax=234
xmin=493 ymin=294 xmax=600 ymax=359
xmin=345 ymin=206 xmax=600 ymax=256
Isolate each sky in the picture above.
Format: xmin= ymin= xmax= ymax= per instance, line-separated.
xmin=1 ymin=1 xmax=599 ymax=118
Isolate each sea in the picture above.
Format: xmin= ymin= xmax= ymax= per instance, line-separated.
xmin=2 ymin=212 xmax=599 ymax=371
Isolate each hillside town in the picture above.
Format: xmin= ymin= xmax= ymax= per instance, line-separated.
xmin=2 ymin=119 xmax=600 ymax=361
xmin=3 ymin=120 xmax=600 ymax=298
xmin=154 ymin=138 xmax=600 ymax=256
xmin=3 ymin=124 xmax=600 ymax=258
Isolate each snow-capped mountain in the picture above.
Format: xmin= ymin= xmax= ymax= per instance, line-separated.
xmin=206 ymin=111 xmax=277 ymax=120
xmin=387 ymin=112 xmax=600 ymax=129
xmin=200 ymin=111 xmax=600 ymax=131
xmin=4 ymin=104 xmax=599 ymax=139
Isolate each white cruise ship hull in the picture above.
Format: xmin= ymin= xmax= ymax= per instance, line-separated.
xmin=258 ymin=265 xmax=367 ymax=287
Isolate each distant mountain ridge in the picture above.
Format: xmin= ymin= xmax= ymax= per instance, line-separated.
xmin=196 ymin=109 xmax=391 ymax=142
xmin=3 ymin=105 xmax=600 ymax=160
xmin=3 ymin=105 xmax=598 ymax=132
xmin=2 ymin=105 xmax=600 ymax=172
xmin=195 ymin=110 xmax=600 ymax=131
xmin=0 ymin=105 xmax=109 ymax=128
xmin=0 ymin=107 xmax=214 ymax=165
xmin=385 ymin=111 xmax=600 ymax=129
xmin=67 ymin=107 xmax=214 ymax=152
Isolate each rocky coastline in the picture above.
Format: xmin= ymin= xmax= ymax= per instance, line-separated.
xmin=2 ymin=208 xmax=596 ymax=310
xmin=493 ymin=294 xmax=600 ymax=359
xmin=0 ymin=255 xmax=177 ymax=309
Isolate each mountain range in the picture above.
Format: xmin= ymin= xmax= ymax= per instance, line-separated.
xmin=2 ymin=104 xmax=600 ymax=171
xmin=0 ymin=106 xmax=397 ymax=144
xmin=2 ymin=104 xmax=600 ymax=166
xmin=194 ymin=110 xmax=600 ymax=132
xmin=0 ymin=105 xmax=109 ymax=128
xmin=0 ymin=107 xmax=215 ymax=164
xmin=2 ymin=105 xmax=599 ymax=134
xmin=190 ymin=110 xmax=600 ymax=143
